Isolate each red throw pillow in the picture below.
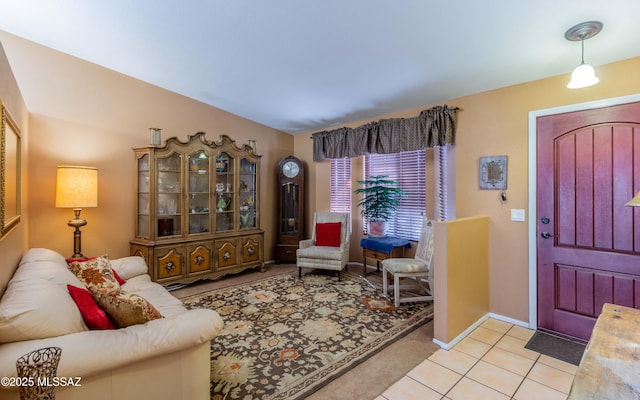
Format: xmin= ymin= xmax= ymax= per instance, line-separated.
xmin=315 ymin=222 xmax=342 ymax=247
xmin=67 ymin=284 xmax=116 ymax=330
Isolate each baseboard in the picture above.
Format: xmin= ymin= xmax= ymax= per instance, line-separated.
xmin=432 ymin=312 xmax=529 ymax=350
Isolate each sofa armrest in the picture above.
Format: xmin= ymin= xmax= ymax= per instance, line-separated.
xmin=110 ymin=256 xmax=149 ymax=280
xmin=0 ymin=308 xmax=223 ymax=383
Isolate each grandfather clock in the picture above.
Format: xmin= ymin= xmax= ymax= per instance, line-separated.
xmin=275 ymin=156 xmax=305 ymax=263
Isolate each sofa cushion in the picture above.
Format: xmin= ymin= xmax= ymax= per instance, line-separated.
xmin=110 ymin=256 xmax=149 ymax=280
xmin=67 ymin=255 xmax=121 ymax=293
xmin=0 ymin=278 xmax=88 ymax=343
xmin=0 ymin=249 xmax=89 ymax=344
xmin=315 ymin=222 xmax=342 ymax=247
xmin=67 ymin=285 xmax=116 ymax=330
xmin=93 ymin=289 xmax=163 ymax=328
xmin=122 ymin=274 xmax=186 ymax=318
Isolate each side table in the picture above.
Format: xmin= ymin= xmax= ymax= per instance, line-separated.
xmin=360 ymin=236 xmax=411 ymax=275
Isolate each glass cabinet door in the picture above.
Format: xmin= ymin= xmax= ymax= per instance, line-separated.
xmin=215 ymin=152 xmax=234 ymax=232
xmin=157 ymin=152 xmax=182 ymax=237
xmin=137 ymin=154 xmax=150 ymax=238
xmin=239 ymin=157 xmax=257 ymax=229
xmin=188 ymin=150 xmax=210 ymax=234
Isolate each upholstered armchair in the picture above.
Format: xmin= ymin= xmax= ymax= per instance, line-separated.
xmin=297 ymin=212 xmax=350 ymax=280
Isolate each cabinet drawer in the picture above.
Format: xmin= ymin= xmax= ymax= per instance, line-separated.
xmin=188 ymin=242 xmax=213 ymax=274
xmin=363 ymin=246 xmax=404 ymax=260
xmin=241 ymin=235 xmax=262 ymax=263
xmin=155 ymin=246 xmax=184 ymax=280
xmin=216 ymin=239 xmax=237 ymax=269
xmin=275 ymin=244 xmax=298 ymax=263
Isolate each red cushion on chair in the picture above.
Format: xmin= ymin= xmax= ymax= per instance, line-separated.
xmin=315 ymin=222 xmax=342 ymax=247
xmin=67 ymin=284 xmax=116 ymax=330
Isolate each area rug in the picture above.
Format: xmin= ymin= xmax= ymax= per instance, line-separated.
xmin=525 ymin=331 xmax=586 ymax=366
xmin=181 ymin=270 xmax=433 ymax=400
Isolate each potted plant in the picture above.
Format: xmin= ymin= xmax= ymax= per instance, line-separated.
xmin=354 ymin=175 xmax=406 ymax=237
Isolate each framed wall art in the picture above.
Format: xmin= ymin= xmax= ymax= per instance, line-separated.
xmin=479 ymin=155 xmax=507 ymax=190
xmin=1 ymin=101 xmax=21 ymax=238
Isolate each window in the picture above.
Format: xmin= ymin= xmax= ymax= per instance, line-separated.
xmin=330 ymin=158 xmax=351 ymax=214
xmin=364 ymin=149 xmax=426 ymax=240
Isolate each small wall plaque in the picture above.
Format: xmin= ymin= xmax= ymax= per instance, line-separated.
xmin=479 ymin=156 xmax=507 ymax=190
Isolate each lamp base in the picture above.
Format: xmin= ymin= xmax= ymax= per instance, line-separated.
xmin=67 ymin=208 xmax=87 ymax=259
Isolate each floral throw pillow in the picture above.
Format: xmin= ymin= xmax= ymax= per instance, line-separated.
xmin=67 ymin=256 xmax=120 ymax=293
xmin=93 ymin=289 xmax=162 ymax=328
xmin=66 ymin=285 xmax=116 ymax=330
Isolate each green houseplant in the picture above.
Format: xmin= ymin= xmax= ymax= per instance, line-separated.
xmin=354 ymin=175 xmax=406 ymax=237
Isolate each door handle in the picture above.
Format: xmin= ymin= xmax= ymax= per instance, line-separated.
xmin=541 ymin=231 xmax=554 ymax=239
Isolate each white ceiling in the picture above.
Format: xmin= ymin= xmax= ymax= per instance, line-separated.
xmin=0 ymin=1 xmax=639 ymax=135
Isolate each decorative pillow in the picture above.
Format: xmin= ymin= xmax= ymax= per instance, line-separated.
xmin=112 ymin=269 xmax=126 ymax=285
xmin=67 ymin=255 xmax=120 ymax=293
xmin=66 ymin=285 xmax=115 ymax=330
xmin=315 ymin=222 xmax=342 ymax=247
xmin=93 ymin=289 xmax=162 ymax=328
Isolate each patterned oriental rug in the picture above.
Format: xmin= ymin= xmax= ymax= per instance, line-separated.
xmin=181 ymin=271 xmax=434 ymax=400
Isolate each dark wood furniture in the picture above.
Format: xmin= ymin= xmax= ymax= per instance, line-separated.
xmin=275 ymin=156 xmax=304 ymax=263
xmin=360 ymin=236 xmax=410 ymax=274
xmin=130 ymin=133 xmax=264 ymax=285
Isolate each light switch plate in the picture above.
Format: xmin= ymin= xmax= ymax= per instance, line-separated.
xmin=511 ymin=209 xmax=525 ymax=222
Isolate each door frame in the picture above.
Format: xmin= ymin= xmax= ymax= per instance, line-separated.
xmin=527 ymin=93 xmax=640 ymax=330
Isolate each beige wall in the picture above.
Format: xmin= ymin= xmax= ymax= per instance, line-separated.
xmin=433 ymin=216 xmax=489 ymax=344
xmin=0 ymin=42 xmax=29 ymax=293
xmin=2 ymin=28 xmax=640 ymax=326
xmin=0 ymin=34 xmax=294 ymax=264
xmin=297 ymin=56 xmax=640 ymax=324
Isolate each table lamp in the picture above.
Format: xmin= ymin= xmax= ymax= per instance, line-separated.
xmin=55 ymin=166 xmax=98 ymax=259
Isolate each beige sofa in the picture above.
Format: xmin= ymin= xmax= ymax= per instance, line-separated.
xmin=0 ymin=248 xmax=223 ymax=400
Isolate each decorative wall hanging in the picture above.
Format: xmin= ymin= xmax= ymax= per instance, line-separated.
xmin=0 ymin=101 xmax=21 ymax=238
xmin=479 ymin=156 xmax=507 ymax=190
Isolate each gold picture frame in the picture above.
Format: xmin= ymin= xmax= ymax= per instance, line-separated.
xmin=1 ymin=101 xmax=21 ymax=238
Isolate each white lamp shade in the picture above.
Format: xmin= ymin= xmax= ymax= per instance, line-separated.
xmin=56 ymin=166 xmax=98 ymax=208
xmin=626 ymin=191 xmax=640 ymax=207
xmin=567 ymin=63 xmax=599 ymax=89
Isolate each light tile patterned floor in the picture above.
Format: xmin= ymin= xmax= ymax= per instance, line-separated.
xmin=378 ymin=318 xmax=577 ymax=400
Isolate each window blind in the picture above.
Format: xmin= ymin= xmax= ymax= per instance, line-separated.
xmin=435 ymin=146 xmax=448 ymax=221
xmin=363 ymin=150 xmax=426 ymax=240
xmin=330 ymin=157 xmax=352 ymax=214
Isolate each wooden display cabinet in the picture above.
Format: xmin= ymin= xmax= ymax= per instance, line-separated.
xmin=130 ymin=133 xmax=264 ymax=285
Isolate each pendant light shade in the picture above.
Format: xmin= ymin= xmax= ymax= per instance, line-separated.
xmin=567 ymin=63 xmax=599 ymax=89
xmin=565 ymin=21 xmax=602 ymax=89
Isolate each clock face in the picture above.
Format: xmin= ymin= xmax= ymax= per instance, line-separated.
xmin=282 ymin=160 xmax=300 ymax=178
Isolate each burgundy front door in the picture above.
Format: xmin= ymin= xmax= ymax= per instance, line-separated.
xmin=537 ymin=101 xmax=640 ymax=340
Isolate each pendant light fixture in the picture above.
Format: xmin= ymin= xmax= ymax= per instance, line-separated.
xmin=565 ymin=21 xmax=603 ymax=89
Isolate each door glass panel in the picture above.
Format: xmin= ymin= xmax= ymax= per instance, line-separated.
xmin=157 ymin=152 xmax=181 ymax=236
xmin=137 ymin=154 xmax=150 ymax=237
xmin=188 ymin=150 xmax=210 ymax=234
xmin=215 ymin=152 xmax=234 ymax=231
xmin=240 ymin=158 xmax=257 ymax=229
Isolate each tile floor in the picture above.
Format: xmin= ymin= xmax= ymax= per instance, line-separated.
xmin=378 ymin=318 xmax=577 ymax=400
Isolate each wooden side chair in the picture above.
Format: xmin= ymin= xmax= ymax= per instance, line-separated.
xmin=381 ymin=217 xmax=434 ymax=307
